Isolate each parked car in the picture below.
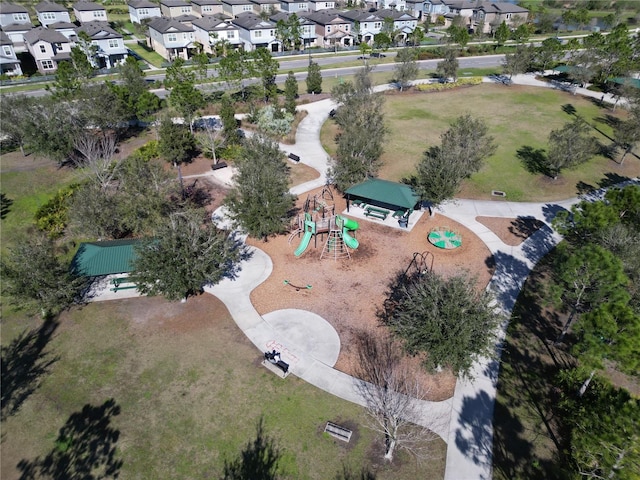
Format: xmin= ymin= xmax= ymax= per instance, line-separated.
xmin=371 ymin=52 xmax=386 ymax=58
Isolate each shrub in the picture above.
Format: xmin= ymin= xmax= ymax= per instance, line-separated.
xmin=129 ymin=140 xmax=160 ymax=162
xmin=34 ymin=183 xmax=80 ymax=238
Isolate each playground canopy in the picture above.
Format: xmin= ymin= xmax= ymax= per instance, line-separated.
xmin=345 ymin=179 xmax=421 ymax=212
xmin=71 ymin=239 xmax=140 ymax=276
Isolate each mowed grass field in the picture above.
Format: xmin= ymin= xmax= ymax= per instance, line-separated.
xmin=0 ymin=294 xmax=447 ymax=480
xmin=321 ymin=83 xmax=640 ymax=201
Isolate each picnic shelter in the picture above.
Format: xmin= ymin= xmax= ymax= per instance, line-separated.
xmin=71 ymin=239 xmax=140 ymax=277
xmin=345 ymin=179 xmax=421 ymax=215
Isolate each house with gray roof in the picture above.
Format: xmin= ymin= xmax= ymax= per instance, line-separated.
xmin=304 ymin=9 xmax=353 ymax=47
xmin=0 ymin=2 xmax=31 ymax=28
xmin=73 ymin=1 xmax=108 ymax=23
xmin=423 ymin=0 xmax=448 ymax=23
xmin=1 ymin=21 xmax=33 ymax=52
xmin=338 ymin=9 xmax=383 ymax=45
xmin=191 ymin=0 xmax=223 ymax=18
xmin=160 ymin=0 xmax=193 ymax=18
xmin=35 ymin=1 xmax=72 ymax=27
xmin=147 ymin=16 xmax=195 ymax=60
xmin=192 ymin=16 xmax=240 ymax=53
xmin=250 ymin=0 xmax=280 ymax=14
xmin=128 ymin=0 xmax=162 ymax=24
xmin=308 ymin=0 xmax=335 ymax=11
xmin=221 ymin=0 xmax=254 ymax=17
xmin=76 ymin=21 xmax=128 ymax=68
xmin=472 ymin=2 xmax=528 ymax=34
xmin=24 ymin=25 xmax=72 ymax=73
xmin=377 ymin=8 xmax=417 ymax=42
xmin=0 ymin=30 xmax=22 ymax=75
xmin=231 ymin=12 xmax=279 ymax=51
xmin=49 ymin=21 xmax=79 ymax=41
xmin=270 ymin=11 xmax=317 ymax=47
xmin=279 ymin=0 xmax=309 ymax=14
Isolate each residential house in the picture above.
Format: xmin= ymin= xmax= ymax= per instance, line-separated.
xmin=128 ymin=0 xmax=162 ymax=24
xmin=50 ymin=21 xmax=79 ymax=41
xmin=305 ymin=10 xmax=353 ymax=47
xmin=160 ymin=0 xmax=192 ymax=18
xmin=441 ymin=0 xmax=474 ymax=28
xmin=1 ymin=22 xmax=33 ymax=52
xmin=192 ymin=16 xmax=240 ymax=53
xmin=377 ymin=9 xmax=417 ymax=43
xmin=405 ymin=0 xmax=424 ymax=20
xmin=279 ymin=0 xmax=309 ymax=13
xmin=338 ymin=9 xmax=382 ymax=45
xmin=376 ymin=0 xmax=406 ymax=11
xmin=250 ymin=0 xmax=280 ymax=14
xmin=271 ymin=11 xmax=317 ymax=47
xmin=231 ymin=12 xmax=279 ymax=51
xmin=471 ymin=2 xmax=528 ymax=34
xmin=35 ymin=1 xmax=72 ymax=27
xmin=24 ymin=25 xmax=72 ymax=73
xmin=147 ymin=16 xmax=195 ymax=60
xmin=423 ymin=0 xmax=448 ymax=23
xmin=174 ymin=13 xmax=199 ymax=25
xmin=76 ymin=21 xmax=128 ymax=68
xmin=73 ymin=1 xmax=108 ymax=23
xmin=221 ymin=0 xmax=254 ymax=17
xmin=308 ymin=0 xmax=335 ymax=11
xmin=191 ymin=0 xmax=223 ymax=17
xmin=0 ymin=30 xmax=22 ymax=75
xmin=0 ymin=2 xmax=31 ymax=28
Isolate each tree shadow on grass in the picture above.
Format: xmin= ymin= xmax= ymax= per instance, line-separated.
xmin=516 ymin=145 xmax=551 ymax=177
xmin=1 ymin=319 xmax=59 ymax=420
xmin=17 ymin=398 xmax=123 ymax=479
xmin=1 ymin=192 xmax=14 ymax=219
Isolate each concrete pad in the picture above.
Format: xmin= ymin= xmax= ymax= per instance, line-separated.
xmin=341 ymin=207 xmax=424 ymax=232
xmin=262 ymin=309 xmax=340 ymax=367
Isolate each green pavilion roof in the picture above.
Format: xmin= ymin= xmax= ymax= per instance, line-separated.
xmin=345 ymin=179 xmax=421 ymax=210
xmin=609 ymin=77 xmax=640 ymax=89
xmin=70 ymin=239 xmax=140 ymax=276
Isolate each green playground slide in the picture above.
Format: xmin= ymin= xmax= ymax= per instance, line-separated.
xmin=342 ymin=217 xmax=359 ymax=231
xmin=294 ymin=230 xmax=313 ymax=256
xmin=339 ymin=216 xmax=359 ymax=249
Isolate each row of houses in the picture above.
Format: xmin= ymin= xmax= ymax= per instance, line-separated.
xmin=0 ymin=0 xmax=526 ymax=75
xmin=148 ymin=8 xmax=419 ymax=59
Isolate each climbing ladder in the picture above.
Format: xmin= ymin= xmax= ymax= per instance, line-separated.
xmin=320 ymin=229 xmax=351 ymax=261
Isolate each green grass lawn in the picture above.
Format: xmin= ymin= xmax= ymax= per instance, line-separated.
xmin=321 ymin=82 xmax=640 ymax=201
xmin=127 ymin=43 xmax=165 ymax=68
xmin=0 ymin=295 xmax=446 ymax=480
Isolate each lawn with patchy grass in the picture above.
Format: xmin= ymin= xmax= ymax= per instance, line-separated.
xmin=127 ymin=43 xmax=165 ymax=68
xmin=321 ymin=83 xmax=640 ymax=201
xmin=0 ymin=295 xmax=447 ymax=480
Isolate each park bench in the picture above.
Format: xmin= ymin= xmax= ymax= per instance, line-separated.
xmin=110 ymin=277 xmax=136 ymax=292
xmin=263 ymin=350 xmax=290 ymax=378
xmin=352 ymin=199 xmax=365 ymax=208
xmin=364 ymin=206 xmax=389 ymax=220
xmin=324 ymin=422 xmax=353 ymax=442
xmin=288 ymin=153 xmax=300 ymax=163
xmin=211 ymin=161 xmax=228 ymax=170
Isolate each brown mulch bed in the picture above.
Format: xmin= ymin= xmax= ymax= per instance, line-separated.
xmin=476 ymin=216 xmax=546 ymax=246
xmin=245 ymin=186 xmax=496 ymax=401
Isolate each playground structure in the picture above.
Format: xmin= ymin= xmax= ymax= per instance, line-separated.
xmin=289 ymin=213 xmax=360 ymax=260
xmin=428 ymin=226 xmax=462 ymax=250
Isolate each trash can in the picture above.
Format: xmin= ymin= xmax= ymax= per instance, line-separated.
xmin=398 ymin=217 xmax=408 ymax=228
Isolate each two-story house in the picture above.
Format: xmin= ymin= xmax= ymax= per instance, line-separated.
xmin=305 ymin=10 xmax=353 ymax=48
xmin=250 ymin=0 xmax=280 ymax=14
xmin=377 ymin=9 xmax=417 ymax=43
xmin=338 ymin=10 xmax=382 ymax=45
xmin=271 ymin=11 xmax=317 ymax=48
xmin=221 ymin=0 xmax=254 ymax=17
xmin=423 ymin=0 xmax=448 ymax=23
xmin=472 ymin=2 xmax=528 ymax=34
xmin=128 ymin=0 xmax=162 ymax=24
xmin=147 ymin=16 xmax=195 ymax=60
xmin=0 ymin=30 xmax=22 ymax=75
xmin=1 ymin=22 xmax=32 ymax=52
xmin=442 ymin=0 xmax=474 ymax=28
xmin=192 ymin=16 xmax=240 ymax=53
xmin=35 ymin=1 xmax=72 ymax=27
xmin=76 ymin=21 xmax=128 ymax=68
xmin=376 ymin=0 xmax=406 ymax=11
xmin=191 ymin=0 xmax=224 ymax=17
xmin=50 ymin=21 xmax=80 ymax=41
xmin=24 ymin=25 xmax=72 ymax=73
xmin=279 ymin=0 xmax=309 ymax=14
xmin=0 ymin=3 xmax=31 ymax=28
xmin=405 ymin=0 xmax=424 ymax=20
xmin=308 ymin=0 xmax=335 ymax=12
xmin=232 ymin=12 xmax=279 ymax=51
xmin=160 ymin=0 xmax=192 ymax=18
xmin=73 ymin=1 xmax=108 ymax=23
